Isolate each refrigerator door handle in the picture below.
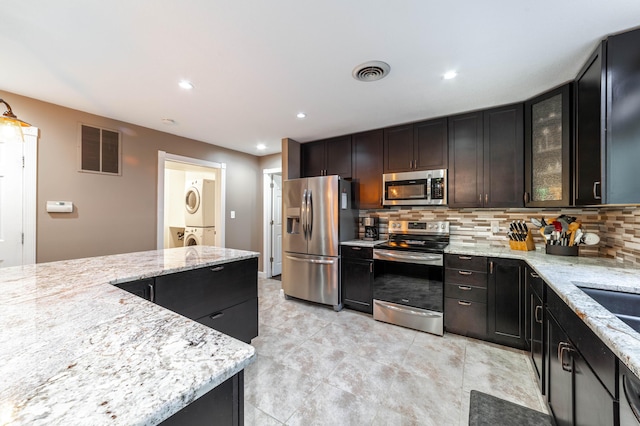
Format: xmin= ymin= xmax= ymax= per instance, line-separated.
xmin=285 ymin=255 xmax=336 ymax=265
xmin=302 ymin=189 xmax=308 ymax=239
xmin=307 ymin=190 xmax=313 ymax=239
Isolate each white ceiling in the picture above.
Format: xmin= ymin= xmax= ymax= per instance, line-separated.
xmin=1 ymin=1 xmax=639 ymax=157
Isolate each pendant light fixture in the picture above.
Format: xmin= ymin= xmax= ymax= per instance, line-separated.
xmin=0 ymin=98 xmax=31 ymax=142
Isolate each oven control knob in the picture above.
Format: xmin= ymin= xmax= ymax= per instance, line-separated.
xmin=428 ymin=224 xmax=433 ymax=229
xmin=441 ymin=224 xmax=446 ymax=229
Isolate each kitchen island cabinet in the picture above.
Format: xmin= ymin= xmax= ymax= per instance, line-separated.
xmin=1 ymin=246 xmax=258 ymax=425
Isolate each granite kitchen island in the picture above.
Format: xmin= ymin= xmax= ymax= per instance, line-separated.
xmin=0 ymin=246 xmax=259 ymax=425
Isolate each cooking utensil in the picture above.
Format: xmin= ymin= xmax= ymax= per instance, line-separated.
xmin=543 ymin=225 xmax=555 ymax=235
xmin=530 ymin=218 xmax=543 ymax=228
xmin=583 ymin=233 xmax=600 ymax=245
xmin=574 ymin=228 xmax=583 ymax=245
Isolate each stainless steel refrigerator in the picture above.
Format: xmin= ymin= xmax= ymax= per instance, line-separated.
xmin=282 ymin=175 xmax=356 ymax=311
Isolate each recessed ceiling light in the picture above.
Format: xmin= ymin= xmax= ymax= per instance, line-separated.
xmin=443 ymin=71 xmax=458 ymax=80
xmin=296 ymin=112 xmax=307 ymax=119
xmin=257 ymin=143 xmax=266 ymax=150
xmin=178 ymin=80 xmax=194 ymax=89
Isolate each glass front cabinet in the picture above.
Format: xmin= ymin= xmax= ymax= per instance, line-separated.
xmin=524 ymin=83 xmax=572 ymax=207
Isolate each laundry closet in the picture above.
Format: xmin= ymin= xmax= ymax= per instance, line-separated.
xmin=163 ymin=161 xmax=223 ymax=249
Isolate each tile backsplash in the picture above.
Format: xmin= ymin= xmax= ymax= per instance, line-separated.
xmin=359 ymin=206 xmax=640 ymax=265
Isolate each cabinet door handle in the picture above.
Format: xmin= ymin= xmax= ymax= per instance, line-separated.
xmin=209 ymin=312 xmax=224 ymax=320
xmin=485 ymin=193 xmax=488 ymax=204
xmin=370 ymin=262 xmax=373 ymax=273
xmin=534 ymin=305 xmax=543 ymax=323
xmin=479 ymin=194 xmax=482 ymax=204
xmin=148 ymin=283 xmax=155 ymax=303
xmin=401 ymin=298 xmax=410 ymax=303
xmin=458 ymin=256 xmax=472 ymax=260
xmin=593 ymin=181 xmax=601 ymax=200
xmin=524 ymin=192 xmax=530 ymax=203
xmin=458 ymin=301 xmax=472 ymax=306
xmin=351 ymin=247 xmax=362 ymax=251
xmin=409 ymin=161 xmax=413 ymax=169
xmin=458 ymin=270 xmax=472 ymax=276
xmin=210 ymin=266 xmax=225 ymax=272
xmin=458 ymin=286 xmax=472 ymax=291
xmin=489 ymin=261 xmax=494 ymax=274
xmin=558 ymin=342 xmax=573 ymax=372
xmin=414 ymin=160 xmax=417 ymax=169
xmin=530 ymin=272 xmax=539 ymax=278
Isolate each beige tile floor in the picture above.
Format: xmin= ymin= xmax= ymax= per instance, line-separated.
xmin=244 ymin=278 xmax=547 ymax=425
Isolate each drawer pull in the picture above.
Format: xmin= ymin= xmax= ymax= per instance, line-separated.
xmin=458 ymin=286 xmax=472 ymax=291
xmin=210 ymin=266 xmax=225 ymax=272
xmin=530 ymin=272 xmax=539 ymax=278
xmin=458 ymin=256 xmax=472 ymax=260
xmin=209 ymin=312 xmax=224 ymax=320
xmin=148 ymin=283 xmax=155 ymax=303
xmin=401 ymin=298 xmax=410 ymax=303
xmin=351 ymin=247 xmax=362 ymax=251
xmin=458 ymin=271 xmax=472 ymax=276
xmin=458 ymin=301 xmax=472 ymax=306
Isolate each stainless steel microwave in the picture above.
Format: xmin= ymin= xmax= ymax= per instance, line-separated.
xmin=382 ymin=169 xmax=447 ymax=206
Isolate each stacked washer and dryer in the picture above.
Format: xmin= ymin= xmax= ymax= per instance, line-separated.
xmin=183 ymin=179 xmax=216 ymax=246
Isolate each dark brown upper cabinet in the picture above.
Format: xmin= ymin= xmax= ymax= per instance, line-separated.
xmin=524 ymin=83 xmax=572 ymax=207
xmin=301 ymin=135 xmax=352 ymax=178
xmin=604 ymin=28 xmax=640 ymax=204
xmin=574 ymin=41 xmax=606 ymax=206
xmin=352 ymin=130 xmax=384 ymax=209
xmin=383 ymin=118 xmax=448 ymax=173
xmin=448 ymin=104 xmax=524 ymax=208
xmin=574 ymin=28 xmax=640 ymax=205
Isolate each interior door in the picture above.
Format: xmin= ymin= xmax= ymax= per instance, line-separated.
xmin=271 ymin=174 xmax=283 ymax=276
xmin=0 ymin=136 xmax=24 ymax=268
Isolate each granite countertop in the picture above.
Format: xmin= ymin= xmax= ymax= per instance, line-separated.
xmin=0 ymin=246 xmax=259 ymax=425
xmin=446 ymin=243 xmax=640 ymax=379
xmin=341 ymin=239 xmax=387 ymax=248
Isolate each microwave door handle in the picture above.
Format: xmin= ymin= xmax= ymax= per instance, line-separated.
xmin=426 ymin=176 xmax=431 ymax=200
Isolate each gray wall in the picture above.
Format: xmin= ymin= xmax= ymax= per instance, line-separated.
xmin=1 ymin=89 xmax=268 ymax=264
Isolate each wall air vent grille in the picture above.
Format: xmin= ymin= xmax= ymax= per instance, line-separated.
xmin=352 ymin=61 xmax=390 ymax=82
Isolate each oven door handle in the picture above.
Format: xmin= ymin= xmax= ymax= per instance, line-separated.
xmin=373 ymin=250 xmax=442 ymax=265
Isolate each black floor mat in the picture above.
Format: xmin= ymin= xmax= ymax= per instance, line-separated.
xmin=468 ymin=390 xmax=552 ymax=426
xmin=271 ymin=274 xmax=281 ymax=281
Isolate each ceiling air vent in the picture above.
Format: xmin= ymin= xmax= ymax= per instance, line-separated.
xmin=352 ymin=61 xmax=390 ymax=82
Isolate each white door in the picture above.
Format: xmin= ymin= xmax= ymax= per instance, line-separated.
xmin=271 ymin=174 xmax=283 ymax=276
xmin=0 ymin=136 xmax=24 ymax=268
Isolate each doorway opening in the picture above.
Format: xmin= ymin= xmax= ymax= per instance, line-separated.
xmin=157 ymin=151 xmax=225 ymax=250
xmin=262 ymin=167 xmax=282 ymax=278
xmin=0 ymin=126 xmax=37 ymax=268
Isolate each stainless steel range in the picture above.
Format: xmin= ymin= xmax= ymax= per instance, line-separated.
xmin=373 ymin=220 xmax=449 ymax=336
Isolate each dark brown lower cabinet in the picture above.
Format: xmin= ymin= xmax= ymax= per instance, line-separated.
xmin=160 ymin=372 xmax=244 ymax=426
xmin=526 ymin=268 xmax=545 ymax=393
xmin=546 ymin=288 xmax=617 ymax=426
xmin=487 ymin=258 xmax=525 ymax=349
xmin=341 ymin=258 xmax=373 ymax=314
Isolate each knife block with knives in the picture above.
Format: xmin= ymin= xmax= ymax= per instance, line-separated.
xmin=507 ymin=220 xmax=535 ymax=251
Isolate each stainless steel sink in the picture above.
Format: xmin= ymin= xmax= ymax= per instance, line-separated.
xmin=580 ymin=287 xmax=640 ymax=332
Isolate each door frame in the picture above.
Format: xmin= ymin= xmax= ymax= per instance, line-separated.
xmin=157 ymin=151 xmax=226 ymax=250
xmin=262 ymin=167 xmax=282 ymax=278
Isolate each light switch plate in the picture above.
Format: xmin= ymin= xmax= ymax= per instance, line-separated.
xmin=491 ymin=221 xmax=499 ymax=234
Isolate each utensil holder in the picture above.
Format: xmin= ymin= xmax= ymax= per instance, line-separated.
xmin=509 ymin=231 xmax=535 ymax=251
xmin=545 ymin=244 xmax=579 ymax=256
